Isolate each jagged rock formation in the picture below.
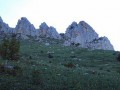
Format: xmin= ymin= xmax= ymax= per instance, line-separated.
xmin=0 ymin=16 xmax=114 ymax=50
xmin=0 ymin=17 xmax=11 ymax=34
xmin=15 ymin=17 xmax=39 ymax=37
xmin=86 ymin=37 xmax=114 ymax=50
xmin=39 ymin=22 xmax=61 ymax=39
xmin=64 ymin=21 xmax=114 ymax=50
xmin=15 ymin=18 xmax=61 ymax=39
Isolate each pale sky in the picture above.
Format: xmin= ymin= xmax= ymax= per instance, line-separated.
xmin=0 ymin=0 xmax=120 ymax=51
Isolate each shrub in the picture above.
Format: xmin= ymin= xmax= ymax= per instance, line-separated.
xmin=47 ymin=51 xmax=54 ymax=58
xmin=31 ymin=70 xmax=44 ymax=86
xmin=70 ymin=55 xmax=76 ymax=58
xmin=9 ymin=34 xmax=20 ymax=60
xmin=0 ymin=64 xmax=5 ymax=73
xmin=116 ymin=54 xmax=120 ymax=61
xmin=48 ymin=53 xmax=53 ymax=58
xmin=75 ymin=43 xmax=80 ymax=47
xmin=70 ymin=43 xmax=80 ymax=47
xmin=0 ymin=34 xmax=20 ymax=60
xmin=40 ymin=50 xmax=44 ymax=53
xmin=0 ymin=64 xmax=22 ymax=76
xmin=0 ymin=36 xmax=10 ymax=59
xmin=71 ymin=42 xmax=75 ymax=46
xmin=64 ymin=62 xmax=76 ymax=68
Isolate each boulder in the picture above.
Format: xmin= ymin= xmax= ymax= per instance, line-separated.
xmin=63 ymin=40 xmax=71 ymax=46
xmin=45 ymin=43 xmax=50 ymax=46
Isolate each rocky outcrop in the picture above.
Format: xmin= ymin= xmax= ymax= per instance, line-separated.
xmin=0 ymin=17 xmax=115 ymax=50
xmin=64 ymin=21 xmax=114 ymax=50
xmin=63 ymin=40 xmax=71 ymax=46
xmin=65 ymin=21 xmax=99 ymax=47
xmin=0 ymin=17 xmax=61 ymax=39
xmin=86 ymin=37 xmax=114 ymax=50
xmin=15 ymin=17 xmax=39 ymax=37
xmin=39 ymin=22 xmax=61 ymax=39
xmin=0 ymin=17 xmax=11 ymax=34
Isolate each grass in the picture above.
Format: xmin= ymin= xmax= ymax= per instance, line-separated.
xmin=0 ymin=39 xmax=120 ymax=90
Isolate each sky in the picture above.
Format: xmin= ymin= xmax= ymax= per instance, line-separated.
xmin=0 ymin=0 xmax=120 ymax=51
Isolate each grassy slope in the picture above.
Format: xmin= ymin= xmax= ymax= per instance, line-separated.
xmin=0 ymin=40 xmax=120 ymax=90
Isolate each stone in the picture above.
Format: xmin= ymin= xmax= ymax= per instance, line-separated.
xmin=65 ymin=21 xmax=99 ymax=47
xmin=86 ymin=37 xmax=114 ymax=50
xmin=39 ymin=22 xmax=61 ymax=39
xmin=15 ymin=17 xmax=38 ymax=37
xmin=63 ymin=40 xmax=71 ymax=46
xmin=0 ymin=17 xmax=115 ymax=50
xmin=45 ymin=43 xmax=50 ymax=46
xmin=0 ymin=17 xmax=11 ymax=34
xmin=20 ymin=34 xmax=29 ymax=39
xmin=47 ymin=26 xmax=61 ymax=39
xmin=64 ymin=21 xmax=114 ymax=50
xmin=39 ymin=22 xmax=49 ymax=31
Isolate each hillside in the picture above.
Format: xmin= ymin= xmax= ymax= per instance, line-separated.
xmin=0 ymin=39 xmax=119 ymax=90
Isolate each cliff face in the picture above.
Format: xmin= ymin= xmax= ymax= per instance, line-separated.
xmin=39 ymin=22 xmax=61 ymax=39
xmin=0 ymin=17 xmax=11 ymax=34
xmin=0 ymin=17 xmax=114 ymax=50
xmin=15 ymin=17 xmax=61 ymax=39
xmin=86 ymin=37 xmax=114 ymax=50
xmin=15 ymin=17 xmax=38 ymax=37
xmin=64 ymin=21 xmax=114 ymax=50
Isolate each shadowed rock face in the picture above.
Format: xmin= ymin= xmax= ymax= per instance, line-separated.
xmin=15 ymin=17 xmax=38 ymax=37
xmin=64 ymin=21 xmax=114 ymax=50
xmin=86 ymin=37 xmax=114 ymax=50
xmin=39 ymin=22 xmax=61 ymax=39
xmin=0 ymin=17 xmax=11 ymax=34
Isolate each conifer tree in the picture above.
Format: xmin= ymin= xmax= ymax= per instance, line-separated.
xmin=0 ymin=34 xmax=20 ymax=60
xmin=0 ymin=36 xmax=10 ymax=59
xmin=9 ymin=34 xmax=20 ymax=60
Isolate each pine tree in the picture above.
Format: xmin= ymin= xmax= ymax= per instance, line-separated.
xmin=9 ymin=34 xmax=20 ymax=60
xmin=0 ymin=36 xmax=10 ymax=59
xmin=0 ymin=34 xmax=20 ymax=60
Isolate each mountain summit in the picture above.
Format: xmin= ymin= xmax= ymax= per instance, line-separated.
xmin=64 ymin=21 xmax=114 ymax=50
xmin=0 ymin=17 xmax=114 ymax=50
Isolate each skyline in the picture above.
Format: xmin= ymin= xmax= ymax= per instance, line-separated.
xmin=0 ymin=0 xmax=120 ymax=51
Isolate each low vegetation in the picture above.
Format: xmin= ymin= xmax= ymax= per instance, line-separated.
xmin=0 ymin=38 xmax=120 ymax=90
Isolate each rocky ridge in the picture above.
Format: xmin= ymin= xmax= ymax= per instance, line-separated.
xmin=0 ymin=17 xmax=11 ymax=34
xmin=0 ymin=17 xmax=114 ymax=50
xmin=15 ymin=17 xmax=38 ymax=37
xmin=39 ymin=22 xmax=61 ymax=39
xmin=64 ymin=21 xmax=114 ymax=50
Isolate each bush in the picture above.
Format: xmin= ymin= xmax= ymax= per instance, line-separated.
xmin=0 ymin=34 xmax=20 ymax=60
xmin=31 ymin=70 xmax=44 ymax=86
xmin=48 ymin=53 xmax=53 ymax=58
xmin=71 ymin=42 xmax=75 ymax=46
xmin=117 ymin=54 xmax=120 ymax=61
xmin=64 ymin=62 xmax=76 ymax=68
xmin=0 ymin=64 xmax=22 ymax=76
xmin=70 ymin=43 xmax=80 ymax=47
xmin=75 ymin=43 xmax=80 ymax=47
xmin=0 ymin=36 xmax=10 ymax=59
